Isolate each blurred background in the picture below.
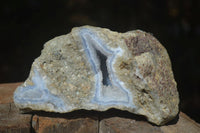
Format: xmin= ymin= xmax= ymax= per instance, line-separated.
xmin=0 ymin=0 xmax=199 ymax=123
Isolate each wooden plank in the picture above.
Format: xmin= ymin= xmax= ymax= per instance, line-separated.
xmin=32 ymin=114 xmax=98 ymax=133
xmin=0 ymin=83 xmax=32 ymax=133
xmin=99 ymin=111 xmax=200 ymax=133
xmin=0 ymin=82 xmax=200 ymax=133
xmin=160 ymin=112 xmax=200 ymax=133
xmin=0 ymin=82 xmax=22 ymax=104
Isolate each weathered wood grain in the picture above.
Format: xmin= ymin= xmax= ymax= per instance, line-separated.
xmin=0 ymin=82 xmax=199 ymax=133
xmin=0 ymin=83 xmax=32 ymax=133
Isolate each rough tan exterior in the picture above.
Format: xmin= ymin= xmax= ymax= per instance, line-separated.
xmin=14 ymin=26 xmax=179 ymax=125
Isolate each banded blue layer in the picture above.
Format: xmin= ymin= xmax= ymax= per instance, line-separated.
xmin=79 ymin=28 xmax=135 ymax=108
xmin=14 ymin=69 xmax=67 ymax=112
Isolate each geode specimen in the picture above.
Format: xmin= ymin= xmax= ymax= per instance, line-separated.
xmin=14 ymin=26 xmax=179 ymax=125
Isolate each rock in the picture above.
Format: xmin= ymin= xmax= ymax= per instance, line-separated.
xmin=13 ymin=26 xmax=179 ymax=125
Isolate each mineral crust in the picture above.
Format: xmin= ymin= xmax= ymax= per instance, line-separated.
xmin=14 ymin=26 xmax=179 ymax=125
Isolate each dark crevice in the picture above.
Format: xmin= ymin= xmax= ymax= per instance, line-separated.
xmin=30 ymin=114 xmax=35 ymax=133
xmin=8 ymin=103 xmax=11 ymax=117
xmin=96 ymin=50 xmax=111 ymax=86
xmin=97 ymin=114 xmax=100 ymax=133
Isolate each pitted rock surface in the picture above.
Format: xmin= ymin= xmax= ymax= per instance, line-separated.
xmin=14 ymin=26 xmax=179 ymax=125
